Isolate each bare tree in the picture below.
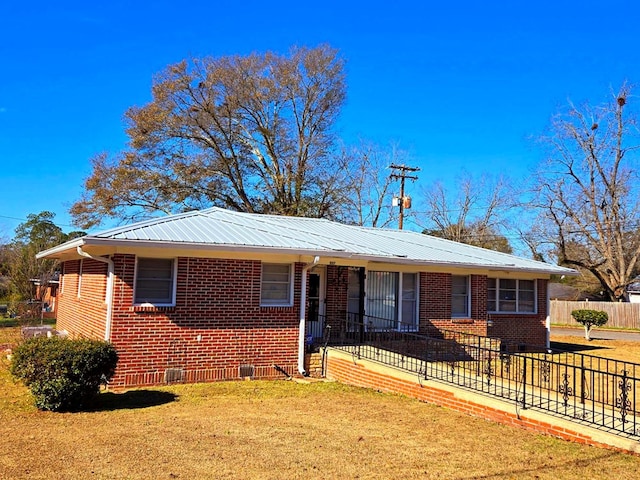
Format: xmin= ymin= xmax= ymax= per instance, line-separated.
xmin=71 ymin=45 xmax=348 ymax=228
xmin=533 ymin=84 xmax=640 ymax=301
xmin=340 ymin=142 xmax=405 ymax=227
xmin=418 ymin=174 xmax=514 ymax=253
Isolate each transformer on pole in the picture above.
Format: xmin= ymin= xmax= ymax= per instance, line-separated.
xmin=390 ymin=164 xmax=419 ymax=229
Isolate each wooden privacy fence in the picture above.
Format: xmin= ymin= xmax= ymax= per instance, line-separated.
xmin=551 ymin=300 xmax=640 ymax=330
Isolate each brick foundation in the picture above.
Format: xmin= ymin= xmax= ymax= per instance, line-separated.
xmin=305 ymin=352 xmax=324 ymax=377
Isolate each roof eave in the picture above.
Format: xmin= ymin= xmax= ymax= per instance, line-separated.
xmin=36 ymin=237 xmax=577 ymax=276
xmin=36 ymin=238 xmax=86 ymax=259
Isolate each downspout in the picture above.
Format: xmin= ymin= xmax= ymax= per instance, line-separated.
xmin=298 ymin=255 xmax=320 ymax=376
xmin=77 ymin=246 xmax=115 ymax=342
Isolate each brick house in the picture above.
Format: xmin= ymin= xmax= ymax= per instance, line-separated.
xmin=37 ymin=208 xmax=574 ymax=389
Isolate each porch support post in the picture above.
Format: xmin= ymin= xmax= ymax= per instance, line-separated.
xmin=358 ymin=267 xmax=366 ymax=343
xmin=299 ymin=256 xmax=320 ymax=376
xmin=545 ymin=280 xmax=551 ymax=352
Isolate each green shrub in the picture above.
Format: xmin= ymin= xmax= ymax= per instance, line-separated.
xmin=570 ymin=309 xmax=609 ymax=340
xmin=10 ymin=336 xmax=118 ymax=411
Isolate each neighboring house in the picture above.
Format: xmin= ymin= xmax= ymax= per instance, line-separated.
xmin=548 ymin=282 xmax=602 ymax=302
xmin=627 ymin=281 xmax=640 ymax=303
xmin=37 ymin=207 xmax=575 ymax=389
xmin=30 ymin=274 xmax=60 ymax=319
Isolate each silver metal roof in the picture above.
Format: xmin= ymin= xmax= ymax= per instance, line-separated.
xmin=38 ymin=207 xmax=575 ymax=275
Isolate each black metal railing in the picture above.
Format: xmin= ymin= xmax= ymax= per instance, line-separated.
xmin=326 ymin=314 xmax=640 ymax=438
xmin=305 ymin=313 xmax=327 ymax=344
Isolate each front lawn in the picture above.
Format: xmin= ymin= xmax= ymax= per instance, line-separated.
xmin=552 ymin=333 xmax=640 ymax=364
xmin=1 ymin=327 xmax=640 ymax=479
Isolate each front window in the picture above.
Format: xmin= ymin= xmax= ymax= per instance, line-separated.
xmin=134 ymin=258 xmax=176 ymax=305
xmin=366 ymin=271 xmax=418 ymax=331
xmin=488 ymin=278 xmax=536 ymax=313
xmin=451 ymin=275 xmax=469 ymax=317
xmin=261 ymin=263 xmax=293 ymax=306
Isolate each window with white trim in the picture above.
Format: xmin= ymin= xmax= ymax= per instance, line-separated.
xmin=134 ymin=258 xmax=176 ymax=305
xmin=451 ymin=275 xmax=470 ymax=317
xmin=366 ymin=271 xmax=418 ymax=331
xmin=487 ymin=278 xmax=536 ymax=313
xmin=261 ymin=263 xmax=293 ymax=306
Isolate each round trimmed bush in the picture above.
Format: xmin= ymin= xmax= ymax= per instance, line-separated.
xmin=10 ymin=336 xmax=118 ymax=411
xmin=570 ymin=309 xmax=609 ymax=341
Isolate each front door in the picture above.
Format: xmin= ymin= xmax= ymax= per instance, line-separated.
xmin=307 ymin=268 xmax=326 ymax=341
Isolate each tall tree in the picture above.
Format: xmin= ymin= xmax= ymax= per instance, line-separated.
xmin=71 ymin=45 xmax=348 ymax=228
xmin=533 ymin=84 xmax=640 ymax=301
xmin=8 ymin=212 xmax=83 ymax=301
xmin=419 ymin=174 xmax=514 ymax=253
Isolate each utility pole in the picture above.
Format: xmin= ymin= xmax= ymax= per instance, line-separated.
xmin=390 ymin=164 xmax=419 ymax=230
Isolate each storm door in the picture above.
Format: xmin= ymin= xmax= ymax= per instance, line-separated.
xmin=307 ymin=268 xmax=326 ymax=341
xmin=347 ymin=267 xmax=365 ymax=333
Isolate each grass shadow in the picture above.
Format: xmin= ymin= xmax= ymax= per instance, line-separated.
xmin=88 ymin=389 xmax=178 ymax=412
xmin=550 ymin=341 xmax=611 ymax=354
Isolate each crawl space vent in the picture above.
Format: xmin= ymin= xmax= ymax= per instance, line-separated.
xmin=239 ymin=365 xmax=255 ymax=378
xmin=164 ymin=368 xmax=185 ymax=384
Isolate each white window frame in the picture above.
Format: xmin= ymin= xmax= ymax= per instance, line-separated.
xmin=260 ymin=263 xmax=294 ymax=307
xmin=488 ymin=278 xmax=537 ymax=314
xmin=451 ymin=275 xmax=470 ymax=318
xmin=133 ymin=257 xmax=177 ymax=307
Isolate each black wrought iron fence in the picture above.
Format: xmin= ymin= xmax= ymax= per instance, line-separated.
xmin=327 ymin=314 xmax=640 ymax=437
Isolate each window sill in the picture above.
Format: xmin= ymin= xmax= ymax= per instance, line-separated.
xmin=451 ymin=318 xmax=474 ymax=324
xmin=488 ymin=312 xmax=537 ymax=315
xmin=131 ymin=305 xmax=176 ymax=313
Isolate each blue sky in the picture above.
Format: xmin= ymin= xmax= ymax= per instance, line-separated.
xmin=1 ymin=0 xmax=638 ymax=238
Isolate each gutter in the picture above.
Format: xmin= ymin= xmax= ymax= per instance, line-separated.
xmin=76 ymin=246 xmax=115 ymax=342
xmin=36 ymin=237 xmax=577 ymax=277
xmin=298 ymin=255 xmax=320 ymax=376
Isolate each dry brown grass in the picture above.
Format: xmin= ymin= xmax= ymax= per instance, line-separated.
xmin=2 ymin=326 xmax=640 ymax=479
xmin=552 ymin=333 xmax=640 ymax=364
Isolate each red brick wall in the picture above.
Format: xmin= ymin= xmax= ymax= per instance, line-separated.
xmin=107 ymin=255 xmax=303 ymax=388
xmin=487 ymin=279 xmax=549 ymax=347
xmin=419 ymin=272 xmax=488 ymax=337
xmin=325 ymin=264 xmax=348 ymax=332
xmin=419 ymin=273 xmax=547 ymax=345
xmin=57 ymin=259 xmax=109 ymax=340
xmin=470 ymin=274 xmax=488 ymax=320
xmin=57 ymin=253 xmax=551 ymax=387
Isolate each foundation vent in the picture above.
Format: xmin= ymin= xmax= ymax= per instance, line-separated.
xmin=239 ymin=365 xmax=255 ymax=378
xmin=164 ymin=368 xmax=185 ymax=384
